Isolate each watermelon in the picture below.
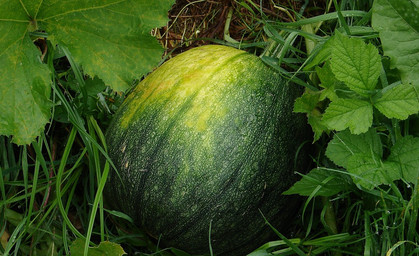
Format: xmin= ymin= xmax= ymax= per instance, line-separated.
xmin=105 ymin=45 xmax=310 ymax=255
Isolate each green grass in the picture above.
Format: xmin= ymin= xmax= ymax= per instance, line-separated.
xmin=1 ymin=0 xmax=418 ymax=255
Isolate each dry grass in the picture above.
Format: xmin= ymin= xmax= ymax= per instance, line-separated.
xmin=155 ymin=0 xmax=329 ymax=56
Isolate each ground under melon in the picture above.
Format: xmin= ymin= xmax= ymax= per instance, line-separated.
xmin=105 ymin=45 xmax=310 ymax=255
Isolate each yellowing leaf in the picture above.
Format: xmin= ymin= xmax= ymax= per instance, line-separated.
xmin=0 ymin=28 xmax=51 ymax=145
xmin=0 ymin=0 xmax=174 ymax=144
xmin=37 ymin=0 xmax=174 ymax=92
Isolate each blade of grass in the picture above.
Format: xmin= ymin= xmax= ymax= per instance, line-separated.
xmin=275 ymin=10 xmax=367 ymax=27
xmin=3 ymin=212 xmax=26 ymax=256
xmin=26 ymin=143 xmax=41 ymax=230
xmin=84 ymin=149 xmax=110 ymax=256
xmin=333 ymin=0 xmax=350 ymax=35
xmin=259 ymin=210 xmax=306 ymax=256
xmin=30 ymin=136 xmax=50 ymax=180
xmin=364 ymin=212 xmax=373 ymax=256
xmin=87 ymin=117 xmax=105 ymax=242
xmin=406 ymin=186 xmax=418 ymax=245
xmin=60 ymin=45 xmax=88 ymax=112
xmin=55 ymin=126 xmax=84 ymax=239
xmin=89 ymin=116 xmax=110 ymax=241
xmin=29 ymin=168 xmax=83 ymax=238
xmin=21 ymin=146 xmax=28 ymax=213
xmin=208 ymin=220 xmax=213 ymax=256
xmin=63 ymin=167 xmax=82 ymax=255
xmin=276 ymin=31 xmax=299 ymax=66
xmin=387 ymin=240 xmax=419 ymax=256
xmin=51 ymin=81 xmax=117 ymax=175
xmin=0 ymin=143 xmax=7 ymax=211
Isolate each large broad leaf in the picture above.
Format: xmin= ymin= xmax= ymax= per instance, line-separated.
xmin=0 ymin=25 xmax=51 ymax=144
xmin=0 ymin=0 xmax=174 ymax=144
xmin=372 ymin=0 xmax=419 ymax=85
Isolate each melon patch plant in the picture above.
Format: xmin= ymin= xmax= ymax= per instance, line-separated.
xmin=274 ymin=0 xmax=419 ymax=254
xmin=0 ymin=0 xmax=174 ymax=144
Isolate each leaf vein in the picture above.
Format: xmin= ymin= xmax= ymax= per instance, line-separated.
xmin=39 ymin=0 xmax=129 ymax=21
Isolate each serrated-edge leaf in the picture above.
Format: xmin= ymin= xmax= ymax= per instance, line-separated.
xmin=316 ymin=62 xmax=341 ymax=101
xmin=346 ymin=153 xmax=397 ymax=190
xmin=36 ymin=0 xmax=174 ymax=91
xmin=374 ymin=83 xmax=419 ymax=120
xmin=283 ymin=168 xmax=353 ymax=196
xmin=293 ymin=91 xmax=321 ymax=113
xmin=330 ymin=31 xmax=381 ymax=96
xmin=326 ymin=128 xmax=382 ymax=168
xmin=323 ymin=98 xmax=373 ymax=134
xmin=387 ymin=136 xmax=419 ymax=183
xmin=308 ymin=114 xmax=327 ymax=142
xmin=0 ymin=27 xmax=51 ymax=145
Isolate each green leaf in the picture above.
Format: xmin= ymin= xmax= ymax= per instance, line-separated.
xmin=283 ymin=168 xmax=353 ymax=196
xmin=326 ymin=128 xmax=382 ymax=168
xmin=36 ymin=0 xmax=173 ymax=91
xmin=171 ymin=248 xmax=192 ymax=256
xmin=308 ymin=114 xmax=328 ymax=142
xmin=0 ymin=0 xmax=173 ymax=144
xmin=330 ymin=31 xmax=381 ymax=96
xmin=304 ymin=36 xmax=335 ymax=70
xmin=387 ymin=136 xmax=419 ymax=183
xmin=0 ymin=27 xmax=51 ymax=145
xmin=372 ymin=0 xmax=419 ymax=85
xmin=293 ymin=91 xmax=327 ymax=141
xmin=84 ymin=77 xmax=106 ymax=97
xmin=374 ymin=83 xmax=419 ymax=120
xmin=316 ymin=62 xmax=341 ymax=101
xmin=294 ymin=91 xmax=321 ymax=113
xmin=346 ymin=154 xmax=398 ymax=190
xmin=70 ymin=238 xmax=126 ymax=256
xmin=322 ymin=98 xmax=373 ymax=134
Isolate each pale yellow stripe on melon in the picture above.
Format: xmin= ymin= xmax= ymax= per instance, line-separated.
xmin=119 ymin=45 xmax=246 ymax=129
xmin=183 ymin=68 xmax=233 ymax=132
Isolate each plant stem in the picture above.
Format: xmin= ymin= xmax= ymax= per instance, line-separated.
xmin=223 ymin=7 xmax=239 ymax=44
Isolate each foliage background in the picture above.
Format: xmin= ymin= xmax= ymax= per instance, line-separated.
xmin=1 ymin=0 xmax=418 ymax=255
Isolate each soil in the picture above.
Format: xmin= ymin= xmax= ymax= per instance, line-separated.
xmin=157 ymin=0 xmax=329 ymax=56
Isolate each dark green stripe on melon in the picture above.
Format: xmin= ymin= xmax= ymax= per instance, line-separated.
xmin=105 ymin=45 xmax=310 ymax=255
